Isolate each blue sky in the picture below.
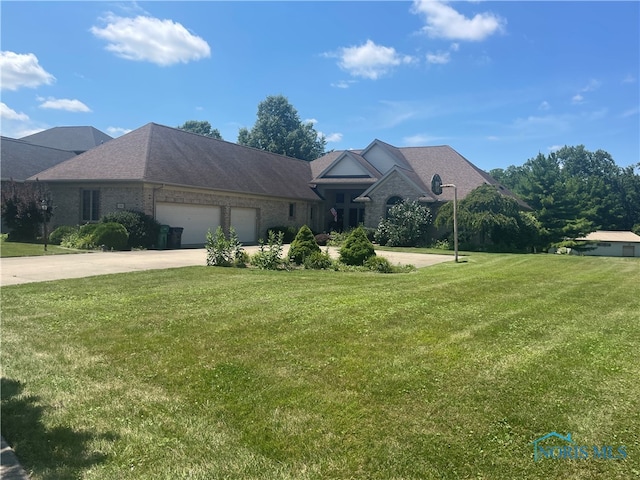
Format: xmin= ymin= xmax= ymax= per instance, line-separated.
xmin=1 ymin=1 xmax=638 ymax=171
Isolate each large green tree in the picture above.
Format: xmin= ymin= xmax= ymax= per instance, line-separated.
xmin=491 ymin=146 xmax=640 ymax=247
xmin=435 ymin=184 xmax=540 ymax=252
xmin=177 ymin=120 xmax=222 ymax=139
xmin=237 ymin=95 xmax=326 ymax=161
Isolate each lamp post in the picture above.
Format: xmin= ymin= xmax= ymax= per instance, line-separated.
xmin=441 ymin=184 xmax=458 ymax=263
xmin=41 ymin=199 xmax=48 ymax=252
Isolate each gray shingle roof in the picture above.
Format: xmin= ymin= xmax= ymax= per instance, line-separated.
xmin=20 ymin=126 xmax=113 ymax=153
xmin=32 ymin=123 xmax=322 ymax=201
xmin=1 ymin=136 xmax=77 ymax=181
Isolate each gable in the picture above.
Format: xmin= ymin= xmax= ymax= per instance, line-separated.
xmin=360 ymin=140 xmax=410 ymax=174
xmin=321 ymin=152 xmax=373 ymax=178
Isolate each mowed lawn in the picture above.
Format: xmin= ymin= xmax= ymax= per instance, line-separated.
xmin=1 ymin=253 xmax=639 ymax=479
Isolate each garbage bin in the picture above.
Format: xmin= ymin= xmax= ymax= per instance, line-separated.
xmin=167 ymin=227 xmax=184 ymax=249
xmin=156 ymin=225 xmax=170 ymax=249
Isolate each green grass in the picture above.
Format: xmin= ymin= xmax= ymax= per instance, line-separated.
xmin=1 ymin=254 xmax=639 ymax=479
xmin=0 ymin=235 xmax=83 ymax=257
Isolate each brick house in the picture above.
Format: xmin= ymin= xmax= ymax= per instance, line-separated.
xmin=6 ymin=122 xmax=524 ymax=247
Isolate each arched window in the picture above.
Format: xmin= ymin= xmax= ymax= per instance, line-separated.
xmin=386 ymin=196 xmax=403 ymax=217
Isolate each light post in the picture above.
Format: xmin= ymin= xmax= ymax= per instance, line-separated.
xmin=431 ymin=174 xmax=458 ymax=263
xmin=41 ymin=199 xmax=48 ymax=252
xmin=441 ymin=184 xmax=458 ymax=263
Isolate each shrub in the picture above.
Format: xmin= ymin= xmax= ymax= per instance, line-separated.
xmin=339 ymin=226 xmax=376 ymax=266
xmin=206 ymin=226 xmax=245 ymax=267
xmin=101 ymin=210 xmax=160 ymax=249
xmin=251 ymin=230 xmax=285 ymax=270
xmin=266 ymin=226 xmax=298 ymax=244
xmin=364 ymin=256 xmax=393 ymax=273
xmin=48 ymin=225 xmax=77 ymax=245
xmin=92 ymin=222 xmax=129 ymax=251
xmin=60 ymin=231 xmax=95 ymax=250
xmin=375 ymin=200 xmax=432 ymax=247
xmin=303 ymin=250 xmax=333 ymax=270
xmin=288 ymin=225 xmax=320 ymax=264
xmin=327 ymin=230 xmax=347 ymax=246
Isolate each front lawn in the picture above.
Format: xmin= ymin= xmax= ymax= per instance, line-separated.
xmin=0 ymin=235 xmax=83 ymax=257
xmin=1 ymin=254 xmax=638 ymax=479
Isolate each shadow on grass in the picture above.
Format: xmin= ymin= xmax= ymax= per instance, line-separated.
xmin=1 ymin=378 xmax=117 ymax=479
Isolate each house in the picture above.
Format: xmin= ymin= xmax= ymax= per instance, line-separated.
xmin=29 ymin=123 xmax=323 ymax=245
xmin=19 ymin=126 xmax=113 ymax=154
xmin=310 ymin=139 xmax=526 ymax=231
xmin=576 ymin=231 xmax=640 ymax=257
xmin=8 ymin=122 xmax=524 ymax=247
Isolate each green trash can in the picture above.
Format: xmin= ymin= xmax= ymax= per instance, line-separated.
xmin=157 ymin=225 xmax=170 ymax=250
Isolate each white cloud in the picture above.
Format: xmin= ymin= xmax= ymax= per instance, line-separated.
xmin=0 ymin=51 xmax=55 ymax=91
xmin=330 ymin=39 xmax=414 ymax=80
xmin=426 ymin=51 xmax=451 ymax=64
xmin=38 ymin=97 xmax=91 ymax=112
xmin=622 ymin=74 xmax=636 ymax=84
xmin=304 ymin=118 xmax=318 ymax=125
xmin=330 ymin=80 xmax=355 ymax=89
xmin=106 ymin=126 xmax=132 ymax=137
xmin=486 ymin=135 xmax=499 ymax=141
xmin=548 ymin=145 xmax=563 ymax=152
xmin=411 ymin=0 xmax=506 ymax=41
xmin=1 ymin=102 xmax=29 ymax=121
xmin=91 ymin=14 xmax=211 ymax=66
xmin=403 ymin=134 xmax=448 ymax=146
xmin=325 ymin=132 xmax=343 ymax=143
xmin=572 ymin=94 xmax=584 ymax=105
xmin=538 ymin=101 xmax=550 ymax=111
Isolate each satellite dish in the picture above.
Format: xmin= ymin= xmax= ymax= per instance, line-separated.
xmin=431 ymin=174 xmax=442 ymax=195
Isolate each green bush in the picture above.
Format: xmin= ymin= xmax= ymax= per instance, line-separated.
xmin=101 ymin=210 xmax=160 ymax=249
xmin=339 ymin=226 xmax=376 ymax=266
xmin=206 ymin=226 xmax=245 ymax=267
xmin=266 ymin=226 xmax=298 ymax=244
xmin=288 ymin=225 xmax=320 ymax=264
xmin=92 ymin=222 xmax=129 ymax=251
xmin=303 ymin=250 xmax=333 ymax=270
xmin=48 ymin=225 xmax=77 ymax=245
xmin=374 ymin=200 xmax=432 ymax=247
xmin=251 ymin=230 xmax=285 ymax=270
xmin=364 ymin=256 xmax=393 ymax=273
xmin=79 ymin=223 xmax=99 ymax=237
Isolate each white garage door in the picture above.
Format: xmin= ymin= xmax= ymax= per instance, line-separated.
xmin=230 ymin=207 xmax=257 ymax=244
xmin=156 ymin=203 xmax=221 ymax=246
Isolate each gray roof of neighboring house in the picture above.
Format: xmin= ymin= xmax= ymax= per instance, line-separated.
xmin=31 ymin=123 xmax=322 ymax=201
xmin=1 ymin=136 xmax=78 ymax=181
xmin=20 ymin=126 xmax=113 ymax=153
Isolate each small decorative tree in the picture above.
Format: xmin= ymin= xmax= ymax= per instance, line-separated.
xmin=339 ymin=226 xmax=376 ymax=266
xmin=206 ymin=227 xmax=244 ymax=266
xmin=288 ymin=225 xmax=320 ymax=264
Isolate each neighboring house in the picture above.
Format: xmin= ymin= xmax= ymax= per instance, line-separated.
xmin=576 ymin=231 xmax=640 ymax=257
xmin=19 ymin=126 xmax=113 ymax=154
xmin=30 ymin=123 xmax=323 ymax=245
xmin=9 ymin=122 xmax=525 ymax=247
xmin=310 ymin=139 xmax=526 ymax=232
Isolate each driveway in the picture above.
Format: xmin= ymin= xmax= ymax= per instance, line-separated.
xmin=0 ymin=246 xmax=454 ymax=286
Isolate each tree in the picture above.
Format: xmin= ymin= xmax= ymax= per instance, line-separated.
xmin=374 ymin=200 xmax=432 ymax=246
xmin=237 ymin=95 xmax=326 ymax=161
xmin=339 ymin=226 xmax=376 ymax=265
xmin=177 ymin=120 xmax=222 ymax=139
xmin=288 ymin=225 xmax=320 ymax=264
xmin=1 ymin=180 xmax=51 ymax=241
xmin=435 ymin=184 xmax=540 ymax=252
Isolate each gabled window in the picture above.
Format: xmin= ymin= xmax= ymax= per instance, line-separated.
xmin=82 ymin=190 xmax=100 ymax=222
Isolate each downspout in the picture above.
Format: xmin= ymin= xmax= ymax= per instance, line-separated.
xmin=152 ymin=184 xmax=165 ymax=219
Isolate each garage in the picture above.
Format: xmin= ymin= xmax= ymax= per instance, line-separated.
xmin=156 ymin=203 xmax=221 ymax=246
xmin=230 ymin=207 xmax=258 ymax=244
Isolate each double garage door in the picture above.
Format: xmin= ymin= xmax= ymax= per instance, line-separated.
xmin=156 ymin=203 xmax=257 ymax=246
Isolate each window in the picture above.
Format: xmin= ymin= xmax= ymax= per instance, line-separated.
xmin=82 ymin=190 xmax=100 ymax=221
xmin=289 ymin=203 xmax=296 ymax=218
xmin=335 ymin=193 xmax=345 ymax=204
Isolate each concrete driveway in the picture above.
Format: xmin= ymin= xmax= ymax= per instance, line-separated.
xmin=0 ymin=246 xmax=454 ymax=286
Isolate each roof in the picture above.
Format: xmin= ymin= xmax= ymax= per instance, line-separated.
xmin=1 ymin=136 xmax=78 ymax=181
xmin=577 ymin=231 xmax=640 ymax=242
xmin=20 ymin=126 xmax=113 ymax=153
xmin=31 ymin=123 xmax=322 ymax=201
xmin=311 ymin=141 xmax=528 ymax=207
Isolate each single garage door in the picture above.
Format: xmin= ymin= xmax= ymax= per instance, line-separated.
xmin=156 ymin=203 xmax=221 ymax=246
xmin=230 ymin=207 xmax=257 ymax=244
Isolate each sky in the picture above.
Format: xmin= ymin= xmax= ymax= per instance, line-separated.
xmin=1 ymin=1 xmax=638 ymax=171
